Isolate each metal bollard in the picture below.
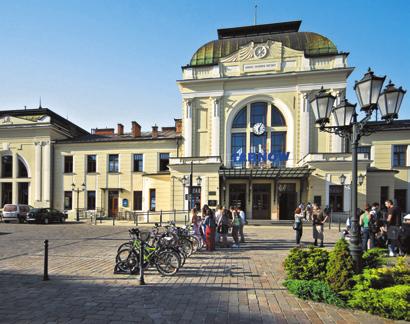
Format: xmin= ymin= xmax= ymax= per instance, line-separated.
xmin=113 ymin=215 xmax=115 ymax=226
xmin=173 ymin=209 xmax=176 ymax=223
xmin=43 ymin=240 xmax=49 ymax=281
xmin=139 ymin=242 xmax=145 ymax=285
xmin=160 ymin=210 xmax=163 ymax=226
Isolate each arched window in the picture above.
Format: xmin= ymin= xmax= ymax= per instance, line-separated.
xmin=231 ymin=102 xmax=287 ymax=168
xmin=1 ymin=155 xmax=12 ymax=178
xmin=232 ymin=107 xmax=247 ymax=128
xmin=18 ymin=159 xmax=28 ymax=178
xmin=271 ymin=106 xmax=285 ymax=126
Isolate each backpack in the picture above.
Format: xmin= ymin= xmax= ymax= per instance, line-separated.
xmin=233 ymin=215 xmax=241 ymax=226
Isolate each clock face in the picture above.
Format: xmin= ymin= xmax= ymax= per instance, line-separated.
xmin=254 ymin=46 xmax=268 ymax=59
xmin=253 ymin=122 xmax=266 ymax=136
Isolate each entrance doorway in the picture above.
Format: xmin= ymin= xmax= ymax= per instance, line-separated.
xmin=278 ymin=183 xmax=297 ymax=220
xmin=108 ymin=190 xmax=119 ymax=217
xmin=229 ymin=184 xmax=247 ymax=211
xmin=329 ymin=185 xmax=344 ymax=212
xmin=252 ymin=184 xmax=271 ymax=219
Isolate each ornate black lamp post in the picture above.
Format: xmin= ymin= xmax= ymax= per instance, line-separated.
xmin=310 ymin=68 xmax=406 ymax=273
xmin=72 ymin=182 xmax=86 ymax=222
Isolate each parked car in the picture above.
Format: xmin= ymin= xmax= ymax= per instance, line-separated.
xmin=2 ymin=204 xmax=31 ymax=223
xmin=26 ymin=208 xmax=67 ymax=224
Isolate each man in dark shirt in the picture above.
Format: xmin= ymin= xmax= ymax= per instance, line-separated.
xmin=385 ymin=199 xmax=401 ymax=256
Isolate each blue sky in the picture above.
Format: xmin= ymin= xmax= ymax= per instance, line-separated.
xmin=0 ymin=0 xmax=409 ymax=132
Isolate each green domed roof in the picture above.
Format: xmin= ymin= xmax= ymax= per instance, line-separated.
xmin=189 ymin=22 xmax=338 ymax=67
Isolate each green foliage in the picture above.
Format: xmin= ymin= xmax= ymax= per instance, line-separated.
xmin=341 ymin=258 xmax=410 ymax=320
xmin=362 ymin=248 xmax=387 ymax=269
xmin=347 ymin=285 xmax=410 ymax=320
xmin=325 ymin=239 xmax=355 ymax=292
xmin=283 ymin=246 xmax=329 ymax=281
xmin=284 ymin=279 xmax=345 ymax=307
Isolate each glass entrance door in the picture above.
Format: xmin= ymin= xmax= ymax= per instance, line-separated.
xmin=329 ymin=185 xmax=344 ymax=212
xmin=252 ymin=184 xmax=271 ymax=219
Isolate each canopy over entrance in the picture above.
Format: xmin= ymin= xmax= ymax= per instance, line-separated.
xmin=219 ymin=167 xmax=313 ymax=179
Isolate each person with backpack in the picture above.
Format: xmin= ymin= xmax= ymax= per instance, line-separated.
xmin=359 ymin=204 xmax=374 ymax=251
xmin=203 ymin=204 xmax=217 ymax=251
xmin=385 ymin=199 xmax=402 ymax=257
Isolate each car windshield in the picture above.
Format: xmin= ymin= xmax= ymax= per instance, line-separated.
xmin=30 ymin=208 xmax=42 ymax=213
xmin=4 ymin=205 xmax=17 ymax=212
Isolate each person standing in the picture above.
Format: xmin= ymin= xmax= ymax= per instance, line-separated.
xmin=231 ymin=206 xmax=241 ymax=248
xmin=305 ymin=202 xmax=313 ymax=221
xmin=238 ymin=206 xmax=246 ymax=243
xmin=218 ymin=207 xmax=231 ymax=248
xmin=203 ymin=205 xmax=216 ymax=251
xmin=214 ymin=205 xmax=223 ymax=244
xmin=312 ymin=205 xmax=328 ymax=247
xmin=294 ymin=207 xmax=304 ymax=246
xmin=385 ymin=199 xmax=402 ymax=257
xmin=359 ymin=204 xmax=374 ymax=251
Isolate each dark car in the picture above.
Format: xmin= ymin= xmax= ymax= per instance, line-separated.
xmin=26 ymin=208 xmax=67 ymax=224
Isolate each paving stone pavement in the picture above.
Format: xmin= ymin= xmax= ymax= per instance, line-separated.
xmin=0 ymin=222 xmax=403 ymax=323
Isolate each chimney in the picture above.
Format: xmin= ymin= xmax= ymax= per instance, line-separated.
xmin=174 ymin=118 xmax=182 ymax=134
xmin=117 ymin=123 xmax=124 ymax=135
xmin=152 ymin=125 xmax=158 ymax=138
xmin=94 ymin=128 xmax=114 ymax=135
xmin=131 ymin=121 xmax=141 ymax=138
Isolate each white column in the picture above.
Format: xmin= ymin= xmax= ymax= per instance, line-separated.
xmin=211 ymin=97 xmax=221 ymax=157
xmin=299 ymin=93 xmax=310 ymax=163
xmin=183 ymin=99 xmax=193 ymax=157
xmin=331 ymin=93 xmax=343 ymax=152
xmin=12 ymin=152 xmax=18 ymax=204
xmin=43 ymin=141 xmax=51 ymax=205
xmin=35 ymin=142 xmax=42 ymax=202
xmin=325 ymin=174 xmax=331 ymax=207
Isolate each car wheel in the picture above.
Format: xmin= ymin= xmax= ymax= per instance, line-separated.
xmin=44 ymin=218 xmax=49 ymax=225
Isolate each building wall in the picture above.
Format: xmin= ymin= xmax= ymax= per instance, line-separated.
xmin=54 ymin=140 xmax=177 ymax=219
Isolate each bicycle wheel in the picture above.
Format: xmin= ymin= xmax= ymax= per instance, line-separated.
xmin=115 ymin=248 xmax=139 ymax=274
xmin=180 ymin=238 xmax=193 ymax=257
xmin=189 ymin=236 xmax=200 ymax=253
xmin=117 ymin=241 xmax=132 ymax=252
xmin=155 ymin=250 xmax=180 ymax=276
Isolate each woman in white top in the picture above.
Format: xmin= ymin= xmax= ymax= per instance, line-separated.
xmin=294 ymin=207 xmax=304 ymax=246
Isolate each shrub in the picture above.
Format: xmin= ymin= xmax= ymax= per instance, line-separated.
xmin=284 ymin=279 xmax=345 ymax=307
xmin=362 ymin=248 xmax=387 ymax=269
xmin=283 ymin=246 xmax=329 ymax=281
xmin=347 ymin=285 xmax=410 ymax=321
xmin=325 ymin=239 xmax=355 ymax=292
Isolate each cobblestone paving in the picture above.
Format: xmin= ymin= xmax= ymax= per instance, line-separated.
xmin=0 ymin=222 xmax=402 ymax=323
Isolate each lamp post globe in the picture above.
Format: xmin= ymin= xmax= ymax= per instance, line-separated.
xmin=354 ymin=68 xmax=385 ymax=112
xmin=309 ymin=86 xmax=336 ymax=126
xmin=332 ymin=99 xmax=356 ymax=128
xmin=378 ymin=81 xmax=407 ymax=121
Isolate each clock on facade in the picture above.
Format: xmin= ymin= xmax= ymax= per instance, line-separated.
xmin=253 ymin=122 xmax=266 ymax=135
xmin=254 ymin=46 xmax=268 ymax=59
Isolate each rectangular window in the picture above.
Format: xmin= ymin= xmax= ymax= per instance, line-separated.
xmin=64 ymin=156 xmax=73 ymax=173
xmin=357 ymin=146 xmax=371 ymax=160
xmin=64 ymin=191 xmax=72 ymax=210
xmin=250 ymin=102 xmax=267 ymax=125
xmin=231 ymin=133 xmax=246 ymax=168
xmin=393 ymin=145 xmax=407 ymax=167
xmin=87 ymin=155 xmax=97 ymax=173
xmin=108 ymin=154 xmax=119 ymax=172
xmin=133 ymin=154 xmax=143 ymax=172
xmin=1 ymin=183 xmax=12 ymax=206
xmin=271 ymin=132 xmax=286 ymax=167
xmin=149 ymin=189 xmax=156 ymax=211
xmin=87 ymin=191 xmax=96 ymax=210
xmin=133 ymin=191 xmax=142 ymax=210
xmin=159 ymin=153 xmax=169 ymax=171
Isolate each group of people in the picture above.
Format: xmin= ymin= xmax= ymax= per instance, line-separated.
xmin=293 ymin=200 xmax=410 ymax=257
xmin=293 ymin=202 xmax=329 ymax=247
xmin=356 ymin=199 xmax=409 ymax=257
xmin=190 ymin=205 xmax=246 ymax=251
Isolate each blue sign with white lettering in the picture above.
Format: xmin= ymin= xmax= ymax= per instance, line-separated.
xmin=232 ymin=152 xmax=290 ymax=163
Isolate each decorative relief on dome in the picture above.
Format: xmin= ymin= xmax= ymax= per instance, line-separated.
xmin=220 ymin=42 xmax=256 ymax=63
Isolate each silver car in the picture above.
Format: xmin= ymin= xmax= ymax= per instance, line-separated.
xmin=2 ymin=204 xmax=31 ymax=223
